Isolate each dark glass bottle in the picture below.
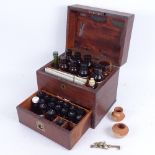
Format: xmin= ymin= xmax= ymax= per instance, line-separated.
xmin=99 ymin=61 xmax=110 ymax=72
xmin=66 ymin=49 xmax=72 ymax=66
xmin=76 ymin=108 xmax=86 ymax=116
xmin=75 ymin=114 xmax=83 ymax=123
xmin=38 ymin=99 xmax=47 ymax=115
xmin=74 ymin=52 xmax=81 ymax=58
xmin=63 ymin=102 xmax=70 ymax=109
xmin=53 ymin=51 xmax=59 ymax=69
xmin=44 ymin=94 xmax=50 ymax=102
xmin=59 ymin=58 xmax=68 ymax=72
xmin=69 ymin=60 xmax=78 ymax=75
xmin=99 ymin=61 xmax=112 ymax=76
xmin=74 ymin=52 xmax=82 ymax=67
xmin=31 ymin=96 xmax=40 ymax=114
xmin=45 ymin=109 xmax=56 ymax=121
xmin=58 ymin=101 xmax=69 ymax=117
xmin=73 ymin=108 xmax=86 ymax=123
xmin=69 ymin=105 xmax=76 ymax=110
xmin=55 ymin=103 xmax=63 ymax=114
xmin=93 ymin=64 xmax=104 ymax=83
xmin=36 ymin=91 xmax=46 ymax=99
xmin=84 ymin=54 xmax=92 ymax=68
xmin=55 ymin=119 xmax=65 ymax=126
xmin=61 ymin=107 xmax=69 ymax=117
xmin=47 ymin=97 xmax=57 ymax=109
xmin=79 ymin=63 xmax=89 ymax=78
xmin=68 ymin=109 xmax=76 ymax=122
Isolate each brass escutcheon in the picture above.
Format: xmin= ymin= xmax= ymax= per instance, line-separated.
xmin=36 ymin=120 xmax=45 ymax=132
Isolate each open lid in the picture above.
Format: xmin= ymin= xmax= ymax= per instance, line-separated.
xmin=66 ymin=5 xmax=134 ymax=67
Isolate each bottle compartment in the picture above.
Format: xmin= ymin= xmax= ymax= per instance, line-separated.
xmin=17 ymin=90 xmax=92 ymax=149
xmin=31 ymin=90 xmax=88 ymax=126
xmin=44 ymin=49 xmax=114 ymax=90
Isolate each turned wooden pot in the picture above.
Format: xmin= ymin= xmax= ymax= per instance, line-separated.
xmin=111 ymin=106 xmax=125 ymax=122
xmin=112 ymin=123 xmax=129 ymax=138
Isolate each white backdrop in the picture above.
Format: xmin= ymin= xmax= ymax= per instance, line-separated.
xmin=0 ymin=0 xmax=155 ymax=155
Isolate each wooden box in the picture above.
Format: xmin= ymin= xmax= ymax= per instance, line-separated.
xmin=17 ymin=5 xmax=134 ymax=150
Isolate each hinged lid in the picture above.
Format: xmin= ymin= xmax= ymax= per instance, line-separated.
xmin=66 ymin=5 xmax=134 ymax=67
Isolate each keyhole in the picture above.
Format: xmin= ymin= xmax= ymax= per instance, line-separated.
xmin=61 ymin=84 xmax=66 ymax=90
xmin=36 ymin=120 xmax=45 ymax=132
xmin=38 ymin=124 xmax=43 ymax=129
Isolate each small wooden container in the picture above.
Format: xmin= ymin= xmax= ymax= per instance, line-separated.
xmin=112 ymin=106 xmax=125 ymax=121
xmin=112 ymin=123 xmax=129 ymax=137
xmin=17 ymin=4 xmax=134 ymax=150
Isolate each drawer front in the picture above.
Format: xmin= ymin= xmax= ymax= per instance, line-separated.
xmin=17 ymin=91 xmax=91 ymax=150
xmin=37 ymin=70 xmax=95 ymax=110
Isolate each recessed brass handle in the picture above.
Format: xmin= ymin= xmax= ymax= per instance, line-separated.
xmin=36 ymin=120 xmax=45 ymax=132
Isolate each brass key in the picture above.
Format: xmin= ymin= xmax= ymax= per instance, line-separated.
xmin=90 ymin=141 xmax=120 ymax=150
xmin=107 ymin=144 xmax=120 ymax=150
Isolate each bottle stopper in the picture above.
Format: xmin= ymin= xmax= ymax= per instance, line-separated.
xmin=32 ymin=96 xmax=39 ymax=104
xmin=89 ymin=78 xmax=96 ymax=87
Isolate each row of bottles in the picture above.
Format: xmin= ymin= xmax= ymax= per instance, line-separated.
xmin=52 ymin=49 xmax=112 ymax=89
xmin=31 ymin=91 xmax=86 ymax=124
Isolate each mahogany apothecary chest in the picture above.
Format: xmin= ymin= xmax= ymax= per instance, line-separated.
xmin=17 ymin=4 xmax=134 ymax=150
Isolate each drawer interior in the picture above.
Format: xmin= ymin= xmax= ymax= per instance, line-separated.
xmin=17 ymin=90 xmax=92 ymax=149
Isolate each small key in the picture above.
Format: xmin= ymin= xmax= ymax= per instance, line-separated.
xmin=90 ymin=141 xmax=120 ymax=150
xmin=90 ymin=142 xmax=100 ymax=148
xmin=107 ymin=144 xmax=120 ymax=150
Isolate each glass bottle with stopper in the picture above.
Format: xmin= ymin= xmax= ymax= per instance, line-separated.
xmin=99 ymin=60 xmax=112 ymax=76
xmin=53 ymin=51 xmax=59 ymax=69
xmin=69 ymin=58 xmax=78 ymax=75
xmin=66 ymin=49 xmax=73 ymax=66
xmin=31 ymin=96 xmax=40 ymax=114
xmin=83 ymin=54 xmax=92 ymax=68
xmin=93 ymin=64 xmax=104 ymax=83
xmin=79 ymin=63 xmax=89 ymax=78
xmin=74 ymin=52 xmax=82 ymax=67
xmin=59 ymin=58 xmax=68 ymax=72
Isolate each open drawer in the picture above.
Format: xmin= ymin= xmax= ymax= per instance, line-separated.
xmin=16 ymin=90 xmax=92 ymax=150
